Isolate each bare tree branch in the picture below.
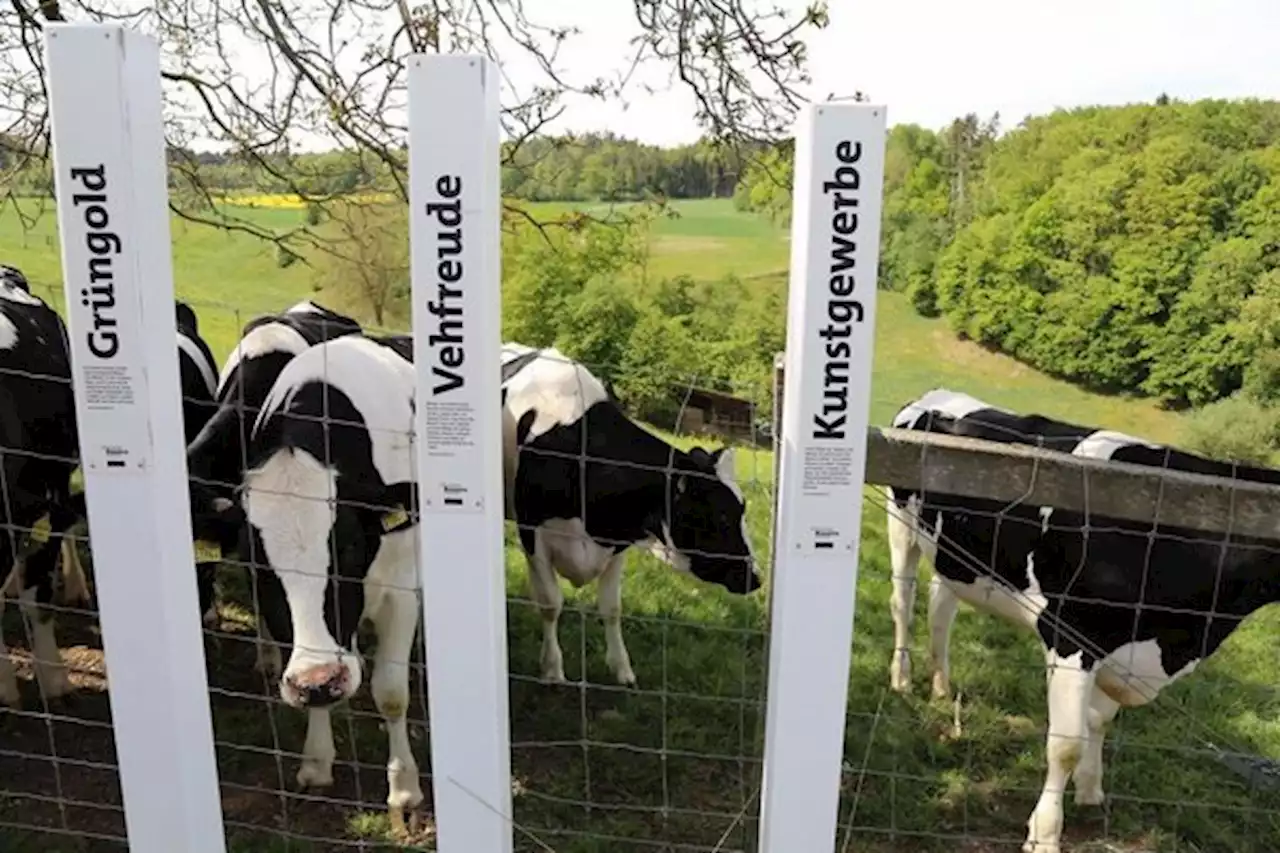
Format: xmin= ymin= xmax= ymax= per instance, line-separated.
xmin=1 ymin=0 xmax=827 ymax=252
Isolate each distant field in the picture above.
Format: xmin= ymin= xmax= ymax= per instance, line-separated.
xmin=565 ymin=197 xmax=790 ymax=283
xmin=2 ymin=194 xmax=1270 ymax=853
xmin=0 ymin=197 xmax=790 ymax=361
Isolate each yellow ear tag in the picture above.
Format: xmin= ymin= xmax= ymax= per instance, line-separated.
xmin=193 ymin=540 xmax=222 ymax=563
xmin=381 ymin=506 xmax=409 ymax=532
xmin=29 ymin=514 xmax=51 ymax=545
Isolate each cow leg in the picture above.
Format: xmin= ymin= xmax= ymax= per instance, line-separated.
xmin=525 ymin=531 xmax=566 ymax=684
xmin=0 ymin=604 xmax=18 ymax=708
xmin=1072 ymin=686 xmax=1120 ymax=806
xmin=371 ymin=587 xmax=424 ymax=835
xmin=296 ymin=707 xmax=336 ymax=790
xmin=19 ymin=585 xmax=68 ymax=701
xmin=1024 ymin=649 xmax=1093 ymax=853
xmin=198 ymin=562 xmax=220 ymax=628
xmin=887 ymin=490 xmax=923 ymax=694
xmin=598 ymin=552 xmax=636 ymax=687
xmin=255 ymin=615 xmax=282 ymax=681
xmin=927 ymin=575 xmax=960 ymax=700
xmin=59 ymin=537 xmax=90 ymax=608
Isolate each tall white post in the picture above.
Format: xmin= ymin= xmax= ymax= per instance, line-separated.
xmin=408 ymin=54 xmax=513 ymax=853
xmin=757 ymin=103 xmax=887 ymax=852
xmin=44 ymin=23 xmax=227 ymax=853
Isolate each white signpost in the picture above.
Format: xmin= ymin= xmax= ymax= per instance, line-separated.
xmin=44 ymin=23 xmax=227 ymax=853
xmin=758 ymin=102 xmax=887 ymax=852
xmin=408 ymin=54 xmax=514 ymax=852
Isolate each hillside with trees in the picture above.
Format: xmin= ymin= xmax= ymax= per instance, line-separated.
xmin=14 ymin=95 xmax=1280 ymax=456
xmin=740 ymin=98 xmax=1280 ymax=421
xmin=4 ymin=133 xmax=758 ymax=203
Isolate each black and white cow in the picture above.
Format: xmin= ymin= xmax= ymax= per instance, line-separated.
xmin=175 ymin=300 xmax=219 ymax=444
xmin=0 ymin=271 xmax=217 ymax=707
xmin=501 ymin=343 xmax=761 ymax=687
xmin=203 ymin=333 xmax=422 ymax=829
xmin=886 ymin=388 xmax=1280 ymax=853
xmin=195 ymin=338 xmax=758 ymax=826
xmin=186 ymin=300 xmax=362 ymax=636
xmin=0 ymin=265 xmax=86 ymax=709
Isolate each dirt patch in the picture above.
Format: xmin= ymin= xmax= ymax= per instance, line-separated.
xmin=0 ymin=606 xmax=126 ymax=851
xmin=1 ymin=605 xmax=440 ymax=852
xmin=649 ymin=235 xmax=730 ymax=255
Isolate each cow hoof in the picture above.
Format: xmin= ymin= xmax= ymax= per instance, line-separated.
xmin=388 ymin=788 xmax=425 ymax=839
xmin=296 ymin=760 xmax=334 ymax=791
xmin=614 ymin=667 xmax=637 ymax=688
xmin=540 ymin=668 xmax=567 ymax=686
xmin=1074 ymin=787 xmax=1105 ymax=807
xmin=389 ymin=805 xmax=425 ymax=840
xmin=1021 ymin=840 xmax=1060 ymax=853
xmin=889 ymin=655 xmax=911 ymax=694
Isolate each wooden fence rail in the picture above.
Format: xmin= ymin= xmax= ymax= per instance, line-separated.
xmin=772 ymin=354 xmax=1280 ymax=541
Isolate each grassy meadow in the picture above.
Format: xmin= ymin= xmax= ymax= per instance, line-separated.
xmin=3 ymin=196 xmax=1279 ymax=852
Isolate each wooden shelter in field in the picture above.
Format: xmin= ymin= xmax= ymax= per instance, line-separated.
xmin=675 ymin=385 xmax=759 ymax=443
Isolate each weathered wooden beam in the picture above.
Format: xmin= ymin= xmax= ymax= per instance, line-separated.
xmin=864 ymin=426 xmax=1280 ymax=541
xmin=768 ymin=355 xmax=1280 ymax=538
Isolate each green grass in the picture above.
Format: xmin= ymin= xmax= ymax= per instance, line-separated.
xmin=517 ymin=197 xmax=791 ymax=284
xmin=2 ymin=196 xmax=1278 ymax=852
xmin=0 ymin=201 xmax=316 ymax=367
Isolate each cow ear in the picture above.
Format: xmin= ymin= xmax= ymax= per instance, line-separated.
xmin=676 ymin=474 xmax=687 ymax=495
xmin=176 ymin=301 xmax=198 ymax=334
xmin=686 ymin=446 xmax=710 ymax=468
xmin=714 ymin=447 xmax=736 ymax=482
xmin=376 ymin=481 xmax=419 ymax=534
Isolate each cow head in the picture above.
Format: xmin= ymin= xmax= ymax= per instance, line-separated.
xmin=253 ymin=503 xmax=383 ymax=710
xmin=655 ymin=446 xmax=761 ymax=595
xmin=0 ymin=265 xmax=30 ymax=293
xmin=175 ymin=300 xmax=199 ymax=336
xmin=242 ymin=451 xmax=417 ymax=710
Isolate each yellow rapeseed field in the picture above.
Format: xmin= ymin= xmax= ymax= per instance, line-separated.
xmin=217 ymin=191 xmax=397 ymax=209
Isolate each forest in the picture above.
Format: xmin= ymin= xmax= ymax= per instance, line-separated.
xmin=2 ymin=133 xmax=756 ymax=202
xmin=10 ymin=96 xmax=1280 ymax=457
xmin=739 ymin=96 xmax=1280 ymax=425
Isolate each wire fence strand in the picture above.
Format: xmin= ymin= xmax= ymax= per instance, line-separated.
xmin=9 ymin=274 xmax=1280 ymax=853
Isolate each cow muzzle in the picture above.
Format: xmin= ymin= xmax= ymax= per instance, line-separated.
xmin=281 ymin=658 xmax=357 ymax=708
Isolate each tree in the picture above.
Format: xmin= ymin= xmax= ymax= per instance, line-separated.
xmin=313 ymin=202 xmax=409 ymax=326
xmin=921 ymin=99 xmax=1280 ymax=407
xmin=3 ymin=0 xmax=831 ymax=246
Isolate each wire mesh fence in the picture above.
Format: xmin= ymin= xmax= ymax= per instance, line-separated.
xmin=828 ymin=382 xmax=1280 ymax=853
xmin=0 ymin=273 xmax=777 ymax=851
xmin=12 ymin=29 xmax=1280 ymax=852
xmin=186 ymin=301 xmax=778 ymax=851
xmin=0 ymin=272 xmax=126 ymax=850
xmin=500 ymin=359 xmax=774 ymax=853
xmin=9 ymin=265 xmax=1280 ymax=853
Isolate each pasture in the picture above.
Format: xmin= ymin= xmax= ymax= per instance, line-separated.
xmin=2 ymin=196 xmax=1279 ymax=852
